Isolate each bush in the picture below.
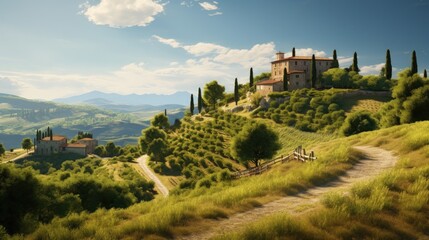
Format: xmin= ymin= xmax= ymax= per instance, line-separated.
xmin=341 ymin=111 xmax=378 ymax=136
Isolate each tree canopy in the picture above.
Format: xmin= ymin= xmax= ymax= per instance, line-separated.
xmin=331 ymin=49 xmax=339 ymax=68
xmin=139 ymin=126 xmax=167 ymax=153
xmin=189 ymin=94 xmax=194 ymax=115
xmin=411 ymin=50 xmax=418 ymax=75
xmin=21 ymin=138 xmax=33 ymax=153
xmin=385 ymin=49 xmax=392 ymax=80
xmin=341 ymin=111 xmax=378 ymax=136
xmin=0 ymin=143 xmax=5 ymax=155
xmin=234 ymin=78 xmax=239 ymax=105
xmin=231 ymin=122 xmax=280 ymax=167
xmin=203 ymin=80 xmax=225 ymax=110
xmin=151 ymin=113 xmax=169 ymax=129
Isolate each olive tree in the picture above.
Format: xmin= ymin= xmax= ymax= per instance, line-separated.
xmin=231 ymin=122 xmax=280 ymax=167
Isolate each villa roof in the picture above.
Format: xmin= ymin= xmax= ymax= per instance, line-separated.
xmin=42 ymin=135 xmax=66 ymax=141
xmin=272 ymin=56 xmax=333 ymax=63
xmin=66 ymin=143 xmax=86 ymax=148
xmin=255 ymin=79 xmax=283 ymax=85
xmin=79 ymin=138 xmax=94 ymax=141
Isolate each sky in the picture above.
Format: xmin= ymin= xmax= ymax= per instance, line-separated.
xmin=0 ymin=0 xmax=428 ymax=100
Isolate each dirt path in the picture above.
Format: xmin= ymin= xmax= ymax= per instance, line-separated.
xmin=1 ymin=150 xmax=33 ymax=164
xmin=136 ymin=155 xmax=169 ymax=197
xmin=178 ymin=146 xmax=397 ymax=240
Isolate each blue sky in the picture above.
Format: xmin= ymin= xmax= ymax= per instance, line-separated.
xmin=0 ymin=0 xmax=428 ymax=100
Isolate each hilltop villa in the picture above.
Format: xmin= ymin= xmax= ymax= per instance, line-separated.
xmin=35 ymin=135 xmax=98 ymax=156
xmin=256 ymin=51 xmax=334 ymax=94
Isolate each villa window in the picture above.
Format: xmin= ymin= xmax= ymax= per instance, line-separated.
xmin=319 ymin=62 xmax=321 ymax=66
xmin=296 ymin=82 xmax=299 ymax=85
xmin=304 ymin=61 xmax=306 ymax=65
xmin=296 ymin=75 xmax=299 ymax=78
xmin=295 ymin=61 xmax=297 ymax=65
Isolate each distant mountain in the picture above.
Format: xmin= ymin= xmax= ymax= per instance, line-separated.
xmin=54 ymin=91 xmax=190 ymax=106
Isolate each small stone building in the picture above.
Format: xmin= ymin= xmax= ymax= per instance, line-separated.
xmin=255 ymin=79 xmax=284 ymax=95
xmin=36 ymin=135 xmax=98 ymax=156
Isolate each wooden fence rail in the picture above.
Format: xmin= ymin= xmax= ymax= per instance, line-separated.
xmin=232 ymin=146 xmax=316 ymax=179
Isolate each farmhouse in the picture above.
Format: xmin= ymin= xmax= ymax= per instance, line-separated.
xmin=35 ymin=135 xmax=98 ymax=156
xmin=256 ymin=51 xmax=334 ymax=94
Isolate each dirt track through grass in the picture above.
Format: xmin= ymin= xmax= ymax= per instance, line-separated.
xmin=178 ymin=146 xmax=397 ymax=240
xmin=136 ymin=155 xmax=169 ymax=197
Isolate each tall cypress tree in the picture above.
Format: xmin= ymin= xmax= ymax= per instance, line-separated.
xmin=190 ymin=94 xmax=194 ymax=115
xmin=351 ymin=52 xmax=360 ymax=72
xmin=424 ymin=69 xmax=427 ymax=78
xmin=197 ymin=87 xmax=202 ymax=113
xmin=283 ymin=67 xmax=288 ymax=91
xmin=385 ymin=49 xmax=392 ymax=80
xmin=411 ymin=50 xmax=418 ymax=75
xmin=331 ymin=49 xmax=339 ymax=68
xmin=292 ymin=47 xmax=296 ymax=57
xmin=249 ymin=67 xmax=254 ymax=87
xmin=234 ymin=78 xmax=239 ymax=106
xmin=310 ymin=54 xmax=317 ymax=88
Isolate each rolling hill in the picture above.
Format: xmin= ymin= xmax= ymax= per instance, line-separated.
xmin=0 ymin=93 xmax=184 ymax=148
xmin=54 ymin=90 xmax=190 ymax=106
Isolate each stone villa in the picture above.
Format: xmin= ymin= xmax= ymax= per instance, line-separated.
xmin=35 ymin=135 xmax=98 ymax=156
xmin=256 ymin=51 xmax=334 ymax=94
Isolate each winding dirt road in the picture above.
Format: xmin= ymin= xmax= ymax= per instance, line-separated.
xmin=136 ymin=155 xmax=169 ymax=197
xmin=179 ymin=146 xmax=397 ymax=240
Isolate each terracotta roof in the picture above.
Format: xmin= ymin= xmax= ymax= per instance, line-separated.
xmin=272 ymin=56 xmax=333 ymax=63
xmin=42 ymin=135 xmax=66 ymax=141
xmin=66 ymin=143 xmax=86 ymax=148
xmin=79 ymin=138 xmax=94 ymax=141
xmin=255 ymin=79 xmax=283 ymax=85
xmin=288 ymin=70 xmax=305 ymax=74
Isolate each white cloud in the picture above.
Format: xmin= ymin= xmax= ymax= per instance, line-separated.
xmin=0 ymin=77 xmax=21 ymax=95
xmin=153 ymin=35 xmax=275 ymax=68
xmin=209 ymin=11 xmax=223 ymax=16
xmin=183 ymin=42 xmax=228 ymax=56
xmin=82 ymin=0 xmax=164 ymax=28
xmin=359 ymin=63 xmax=398 ymax=75
xmin=338 ymin=56 xmax=353 ymax=67
xmin=214 ymin=43 xmax=276 ymax=68
xmin=284 ymin=48 xmax=327 ymax=57
xmin=199 ymin=2 xmax=218 ymax=11
xmin=153 ymin=35 xmax=181 ymax=48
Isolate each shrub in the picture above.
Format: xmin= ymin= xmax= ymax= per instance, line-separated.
xmin=341 ymin=111 xmax=378 ymax=136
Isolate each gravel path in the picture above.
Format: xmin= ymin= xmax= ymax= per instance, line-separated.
xmin=178 ymin=146 xmax=397 ymax=240
xmin=136 ymin=155 xmax=169 ymax=197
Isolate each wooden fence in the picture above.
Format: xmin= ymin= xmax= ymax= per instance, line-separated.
xmin=232 ymin=146 xmax=316 ymax=179
xmin=293 ymin=145 xmax=317 ymax=162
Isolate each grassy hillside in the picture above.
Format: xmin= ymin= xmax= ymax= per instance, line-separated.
xmin=21 ymin=112 xmax=355 ymax=239
xmin=21 ymin=120 xmax=429 ymax=240
xmin=216 ymin=121 xmax=429 ymax=240
xmin=253 ymin=89 xmax=391 ymax=134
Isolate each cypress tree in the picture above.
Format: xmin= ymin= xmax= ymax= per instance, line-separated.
xmin=197 ymin=87 xmax=203 ymax=113
xmin=164 ymin=109 xmax=167 ymax=116
xmin=411 ymin=50 xmax=418 ymax=75
xmin=385 ymin=49 xmax=392 ymax=80
xmin=190 ymin=94 xmax=194 ymax=115
xmin=249 ymin=67 xmax=254 ymax=87
xmin=424 ymin=69 xmax=427 ymax=78
xmin=310 ymin=54 xmax=317 ymax=88
xmin=331 ymin=49 xmax=339 ymax=68
xmin=351 ymin=52 xmax=360 ymax=72
xmin=283 ymin=68 xmax=288 ymax=91
xmin=292 ymin=47 xmax=296 ymax=57
xmin=234 ymin=78 xmax=239 ymax=106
